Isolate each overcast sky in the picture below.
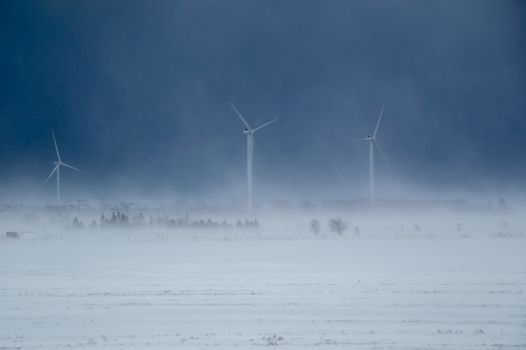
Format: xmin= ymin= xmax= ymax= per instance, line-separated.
xmin=1 ymin=0 xmax=525 ymax=201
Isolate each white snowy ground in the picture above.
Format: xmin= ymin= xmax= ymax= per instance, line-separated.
xmin=1 ymin=233 xmax=525 ymax=349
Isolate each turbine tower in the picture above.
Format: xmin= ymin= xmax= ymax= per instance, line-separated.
xmin=229 ymin=102 xmax=277 ymax=217
xmin=359 ymin=105 xmax=389 ymax=203
xmin=45 ymin=131 xmax=84 ymax=206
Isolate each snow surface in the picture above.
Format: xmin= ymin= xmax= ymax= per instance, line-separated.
xmin=1 ymin=232 xmax=525 ymax=349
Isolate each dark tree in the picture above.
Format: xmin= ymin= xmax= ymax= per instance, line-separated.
xmin=328 ymin=218 xmax=348 ymax=236
xmin=310 ymin=219 xmax=321 ymax=235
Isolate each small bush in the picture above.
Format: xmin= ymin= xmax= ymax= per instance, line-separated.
xmin=328 ymin=218 xmax=348 ymax=235
xmin=6 ymin=231 xmax=20 ymax=239
xmin=264 ymin=334 xmax=283 ymax=346
xmin=310 ymin=219 xmax=321 ymax=235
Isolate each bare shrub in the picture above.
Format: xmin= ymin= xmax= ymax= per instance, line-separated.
xmin=328 ymin=218 xmax=348 ymax=235
xmin=264 ymin=334 xmax=283 ymax=346
xmin=6 ymin=231 xmax=20 ymax=239
xmin=310 ymin=219 xmax=321 ymax=235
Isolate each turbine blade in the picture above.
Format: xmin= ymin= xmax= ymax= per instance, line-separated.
xmin=372 ymin=104 xmax=384 ymax=138
xmin=52 ymin=130 xmax=61 ymax=161
xmin=253 ymin=118 xmax=278 ymax=133
xmin=62 ymin=163 xmax=85 ymax=173
xmin=228 ymin=102 xmax=252 ymax=130
xmin=353 ymin=137 xmax=369 ymax=141
xmin=374 ymin=139 xmax=391 ymax=169
xmin=45 ymin=165 xmax=58 ymax=184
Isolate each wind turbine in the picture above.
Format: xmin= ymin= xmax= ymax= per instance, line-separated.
xmin=229 ymin=102 xmax=277 ymax=216
xmin=359 ymin=105 xmax=389 ymax=203
xmin=45 ymin=131 xmax=84 ymax=206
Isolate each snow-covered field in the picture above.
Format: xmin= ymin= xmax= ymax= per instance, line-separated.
xmin=1 ymin=228 xmax=525 ymax=349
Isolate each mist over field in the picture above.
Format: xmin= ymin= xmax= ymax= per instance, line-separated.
xmin=1 ymin=0 xmax=525 ymax=349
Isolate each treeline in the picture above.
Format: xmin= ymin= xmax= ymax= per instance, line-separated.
xmin=70 ymin=212 xmax=259 ymax=230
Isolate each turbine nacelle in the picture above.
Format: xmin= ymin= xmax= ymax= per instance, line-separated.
xmin=229 ymin=102 xmax=277 ymax=135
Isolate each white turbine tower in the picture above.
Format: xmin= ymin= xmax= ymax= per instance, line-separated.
xmin=359 ymin=105 xmax=389 ymax=203
xmin=45 ymin=131 xmax=84 ymax=206
xmin=229 ymin=102 xmax=277 ymax=216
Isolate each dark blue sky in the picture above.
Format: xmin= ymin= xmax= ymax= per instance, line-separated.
xmin=1 ymin=0 xmax=525 ymax=200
